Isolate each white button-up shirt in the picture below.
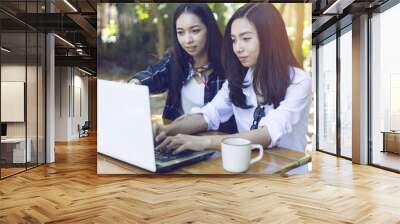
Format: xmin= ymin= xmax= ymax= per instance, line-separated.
xmin=181 ymin=77 xmax=205 ymax=114
xmin=190 ymin=67 xmax=311 ymax=153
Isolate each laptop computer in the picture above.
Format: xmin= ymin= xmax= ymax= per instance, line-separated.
xmin=97 ymin=79 xmax=215 ymax=173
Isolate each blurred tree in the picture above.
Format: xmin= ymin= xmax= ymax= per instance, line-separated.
xmin=98 ymin=3 xmax=311 ymax=79
xmin=208 ymin=3 xmax=228 ymax=33
xmin=277 ymin=3 xmax=287 ymax=15
xmin=293 ymin=4 xmax=305 ymax=65
xmin=151 ymin=4 xmax=165 ymax=58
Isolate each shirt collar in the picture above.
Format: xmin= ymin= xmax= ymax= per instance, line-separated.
xmin=185 ymin=63 xmax=210 ymax=84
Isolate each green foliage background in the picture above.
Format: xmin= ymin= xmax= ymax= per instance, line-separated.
xmin=97 ymin=3 xmax=311 ymax=81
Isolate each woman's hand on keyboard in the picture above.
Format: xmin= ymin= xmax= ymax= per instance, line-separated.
xmin=155 ymin=134 xmax=211 ymax=154
xmin=153 ymin=123 xmax=167 ymax=143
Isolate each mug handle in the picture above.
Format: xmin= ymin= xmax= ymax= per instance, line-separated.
xmin=250 ymin=144 xmax=264 ymax=164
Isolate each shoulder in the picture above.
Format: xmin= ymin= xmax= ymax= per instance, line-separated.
xmin=161 ymin=49 xmax=173 ymax=63
xmin=286 ymin=67 xmax=311 ymax=97
xmin=289 ymin=67 xmax=311 ymax=86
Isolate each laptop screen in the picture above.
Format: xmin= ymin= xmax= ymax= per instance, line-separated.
xmin=97 ymin=80 xmax=157 ymax=172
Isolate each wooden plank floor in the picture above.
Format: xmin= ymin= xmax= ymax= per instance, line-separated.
xmin=1 ymin=135 xmax=400 ymax=223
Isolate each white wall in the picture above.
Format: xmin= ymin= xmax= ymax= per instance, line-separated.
xmin=72 ymin=73 xmax=89 ymax=137
xmin=1 ymin=82 xmax=25 ymax=122
xmin=1 ymin=65 xmax=26 ymax=129
xmin=1 ymin=63 xmax=46 ymax=164
xmin=55 ymin=67 xmax=70 ymax=141
xmin=55 ymin=67 xmax=89 ymax=141
xmin=1 ymin=65 xmax=39 ymax=138
xmin=1 ymin=65 xmax=25 ymax=81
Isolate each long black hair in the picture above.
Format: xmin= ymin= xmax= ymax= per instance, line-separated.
xmin=222 ymin=3 xmax=301 ymax=109
xmin=169 ymin=3 xmax=224 ymax=106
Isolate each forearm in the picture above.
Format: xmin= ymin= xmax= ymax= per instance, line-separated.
xmin=130 ymin=52 xmax=172 ymax=93
xmin=164 ymin=114 xmax=208 ymax=136
xmin=208 ymin=127 xmax=271 ymax=150
xmin=130 ymin=71 xmax=169 ymax=93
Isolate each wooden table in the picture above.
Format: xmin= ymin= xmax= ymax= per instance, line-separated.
xmin=97 ymin=120 xmax=311 ymax=175
xmin=97 ymin=147 xmax=311 ymax=175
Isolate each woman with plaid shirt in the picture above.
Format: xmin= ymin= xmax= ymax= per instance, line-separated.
xmin=129 ymin=3 xmax=237 ymax=134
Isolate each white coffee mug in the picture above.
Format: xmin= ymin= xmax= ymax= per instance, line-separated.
xmin=221 ymin=138 xmax=264 ymax=173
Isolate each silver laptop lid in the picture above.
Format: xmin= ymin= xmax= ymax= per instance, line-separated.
xmin=97 ymin=79 xmax=157 ymax=172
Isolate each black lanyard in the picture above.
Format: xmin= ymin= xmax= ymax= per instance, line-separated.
xmin=250 ymin=105 xmax=265 ymax=130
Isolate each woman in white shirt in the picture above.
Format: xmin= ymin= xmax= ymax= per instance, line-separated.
xmin=155 ymin=3 xmax=311 ymax=169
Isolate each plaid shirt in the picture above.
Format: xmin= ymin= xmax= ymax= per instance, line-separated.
xmin=130 ymin=51 xmax=237 ymax=133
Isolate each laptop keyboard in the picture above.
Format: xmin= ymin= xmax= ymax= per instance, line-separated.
xmin=154 ymin=148 xmax=195 ymax=162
